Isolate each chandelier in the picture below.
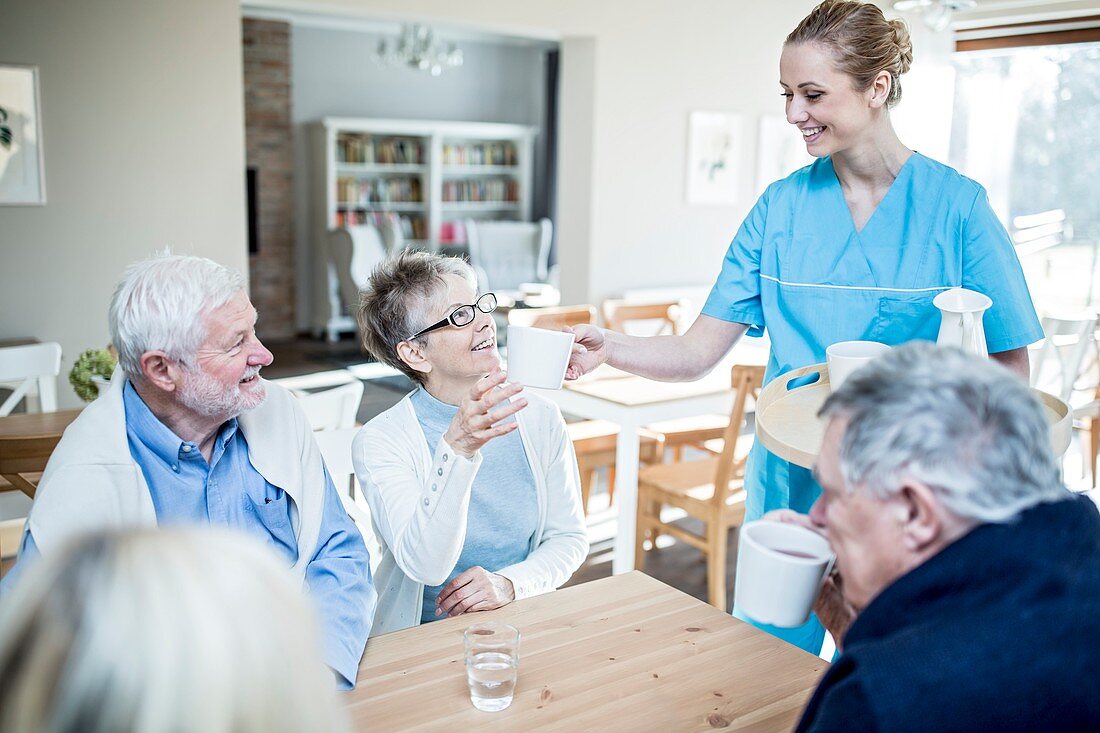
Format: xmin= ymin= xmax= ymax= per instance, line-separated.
xmin=893 ymin=0 xmax=977 ymax=32
xmin=373 ymin=24 xmax=463 ymax=76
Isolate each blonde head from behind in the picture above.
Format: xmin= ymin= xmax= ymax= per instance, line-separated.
xmin=787 ymin=0 xmax=913 ymax=107
xmin=0 ymin=528 xmax=347 ymax=733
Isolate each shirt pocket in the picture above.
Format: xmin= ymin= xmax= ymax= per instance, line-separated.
xmin=868 ymin=294 xmax=940 ymax=345
xmin=246 ymin=492 xmax=299 ymax=563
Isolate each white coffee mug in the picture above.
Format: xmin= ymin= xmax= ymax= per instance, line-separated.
xmin=734 ymin=521 xmax=835 ymax=628
xmin=825 ymin=340 xmax=890 ymax=391
xmin=505 ymin=325 xmax=575 ymax=390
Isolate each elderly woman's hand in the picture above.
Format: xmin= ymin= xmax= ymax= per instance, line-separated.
xmin=434 ymin=566 xmax=515 ymax=617
xmin=444 ymin=368 xmax=528 ymax=459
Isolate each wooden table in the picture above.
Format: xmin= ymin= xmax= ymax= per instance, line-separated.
xmin=348 ymin=572 xmax=826 ymax=732
xmin=535 ymin=341 xmax=769 ymax=574
xmin=0 ymin=408 xmax=80 ymax=497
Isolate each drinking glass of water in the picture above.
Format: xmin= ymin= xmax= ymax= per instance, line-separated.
xmin=463 ymin=621 xmax=520 ymax=712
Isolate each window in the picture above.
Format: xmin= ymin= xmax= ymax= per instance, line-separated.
xmin=948 ymin=41 xmax=1100 ymax=312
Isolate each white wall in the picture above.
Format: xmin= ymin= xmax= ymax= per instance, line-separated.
xmin=279 ymin=0 xmax=961 ymax=308
xmin=289 ymin=24 xmax=549 ymax=329
xmin=0 ymin=0 xmax=248 ymax=407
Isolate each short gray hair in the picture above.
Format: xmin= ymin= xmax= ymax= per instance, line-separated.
xmin=0 ymin=528 xmax=346 ymax=733
xmin=108 ymin=253 xmax=245 ymax=379
xmin=357 ymin=251 xmax=476 ymax=385
xmin=820 ymin=341 xmax=1067 ymax=523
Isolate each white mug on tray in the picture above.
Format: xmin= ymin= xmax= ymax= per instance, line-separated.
xmin=825 ymin=340 xmax=890 ymax=391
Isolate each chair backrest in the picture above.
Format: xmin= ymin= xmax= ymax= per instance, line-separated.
xmin=1030 ymin=314 xmax=1097 ymax=402
xmin=312 ymin=426 xmax=381 ymax=572
xmin=601 ymin=299 xmax=682 ymax=336
xmin=327 ymin=225 xmax=388 ymax=315
xmin=712 ymin=364 xmax=766 ymax=506
xmin=286 ymin=380 xmax=364 ymax=431
xmin=507 ymin=304 xmax=596 ymax=330
xmin=1012 ymin=209 xmax=1066 ymax=257
xmin=466 ymin=218 xmax=552 ymax=291
xmin=0 ymin=342 xmax=62 ymax=416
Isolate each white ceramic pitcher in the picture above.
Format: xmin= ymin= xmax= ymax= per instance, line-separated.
xmin=933 ymin=287 xmax=992 ymax=358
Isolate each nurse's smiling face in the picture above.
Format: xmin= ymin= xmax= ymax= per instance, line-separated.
xmin=780 ymin=42 xmax=882 ymax=158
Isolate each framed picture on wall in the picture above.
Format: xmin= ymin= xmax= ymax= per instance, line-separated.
xmin=755 ymin=115 xmax=813 ymax=197
xmin=685 ymin=111 xmax=743 ymax=206
xmin=0 ymin=65 xmax=46 ymax=205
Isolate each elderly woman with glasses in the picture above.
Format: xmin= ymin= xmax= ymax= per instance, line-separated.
xmin=353 ymin=251 xmax=589 ymax=635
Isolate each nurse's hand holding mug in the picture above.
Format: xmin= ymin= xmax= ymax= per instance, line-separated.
xmin=565 ymin=316 xmax=750 ymax=383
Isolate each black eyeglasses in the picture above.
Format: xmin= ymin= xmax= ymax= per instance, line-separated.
xmin=406 ymin=292 xmax=498 ymax=341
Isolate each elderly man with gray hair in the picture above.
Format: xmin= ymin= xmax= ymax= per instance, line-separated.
xmin=0 ymin=254 xmax=376 ymax=689
xmin=783 ymin=341 xmax=1099 ymax=733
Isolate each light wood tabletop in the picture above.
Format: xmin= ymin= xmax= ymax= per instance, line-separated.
xmin=347 ymin=572 xmax=826 ymax=732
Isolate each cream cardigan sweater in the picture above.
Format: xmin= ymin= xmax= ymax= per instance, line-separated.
xmin=353 ymin=390 xmax=588 ymax=636
xmin=26 ymin=374 xmax=326 ymax=578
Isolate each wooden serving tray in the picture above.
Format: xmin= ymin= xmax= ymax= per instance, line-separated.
xmin=755 ymin=363 xmax=1073 ymax=469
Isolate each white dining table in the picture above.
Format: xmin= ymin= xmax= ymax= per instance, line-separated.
xmin=532 ymin=340 xmax=769 ymax=574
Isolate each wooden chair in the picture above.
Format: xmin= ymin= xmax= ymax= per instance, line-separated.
xmin=508 ymin=304 xmax=659 ymax=513
xmin=600 ymin=299 xmax=682 ymax=337
xmin=600 ymin=299 xmax=733 ymax=462
xmin=635 ymin=364 xmax=765 ymax=611
xmin=507 ymin=304 xmax=597 ymax=332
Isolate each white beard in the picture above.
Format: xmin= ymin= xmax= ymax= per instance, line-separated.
xmin=178 ymin=365 xmax=265 ymax=420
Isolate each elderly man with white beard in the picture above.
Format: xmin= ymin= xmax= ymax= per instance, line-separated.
xmin=0 ymin=254 xmax=375 ymax=689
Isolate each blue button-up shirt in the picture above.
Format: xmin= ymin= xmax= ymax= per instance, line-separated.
xmin=2 ymin=381 xmax=375 ymax=688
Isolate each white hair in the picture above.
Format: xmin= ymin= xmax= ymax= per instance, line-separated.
xmin=820 ymin=341 xmax=1069 ymax=523
xmin=109 ymin=253 xmax=245 ymax=379
xmin=0 ymin=528 xmax=347 ymax=733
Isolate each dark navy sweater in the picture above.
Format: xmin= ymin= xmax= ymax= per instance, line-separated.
xmin=796 ymin=495 xmax=1100 ymax=733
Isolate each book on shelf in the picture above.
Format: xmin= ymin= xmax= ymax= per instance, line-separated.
xmin=337 ymin=176 xmax=423 ymax=206
xmin=441 ymin=178 xmax=519 ymax=203
xmin=334 ymin=210 xmax=428 ymax=240
xmin=337 ymin=134 xmax=426 ymax=165
xmin=441 ymin=141 xmax=517 ymax=167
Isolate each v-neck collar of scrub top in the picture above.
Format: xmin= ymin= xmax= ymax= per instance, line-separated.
xmin=826 ymin=151 xmax=918 ymax=237
xmin=822 ymin=152 xmax=920 ymax=288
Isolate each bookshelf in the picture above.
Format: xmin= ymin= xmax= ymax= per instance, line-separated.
xmin=312 ymin=118 xmax=536 ymax=254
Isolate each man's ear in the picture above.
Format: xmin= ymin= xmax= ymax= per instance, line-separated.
xmin=897 ymin=481 xmax=942 ymax=553
xmin=138 ymin=351 xmax=179 ymax=393
xmin=396 ymin=341 xmax=432 ymax=377
xmin=868 ymin=69 xmax=892 ymax=109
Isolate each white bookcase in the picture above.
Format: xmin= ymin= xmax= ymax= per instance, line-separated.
xmin=311 ymin=117 xmax=537 ymax=254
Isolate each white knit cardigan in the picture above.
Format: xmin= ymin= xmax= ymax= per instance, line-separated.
xmin=352 ymin=390 xmax=589 ymax=636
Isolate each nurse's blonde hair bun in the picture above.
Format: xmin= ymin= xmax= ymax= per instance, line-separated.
xmin=889 ymin=18 xmax=914 ymax=76
xmin=786 ymin=0 xmax=913 ymax=108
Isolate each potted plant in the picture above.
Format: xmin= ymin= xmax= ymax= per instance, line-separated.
xmin=69 ymin=347 xmax=117 ymax=402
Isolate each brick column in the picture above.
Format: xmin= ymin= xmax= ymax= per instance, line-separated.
xmin=243 ymin=18 xmax=295 ymax=340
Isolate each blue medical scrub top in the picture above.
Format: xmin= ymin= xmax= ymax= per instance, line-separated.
xmin=702 ymin=153 xmax=1043 ymax=649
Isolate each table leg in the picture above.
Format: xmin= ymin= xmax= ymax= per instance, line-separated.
xmin=611 ymin=418 xmax=641 ymax=575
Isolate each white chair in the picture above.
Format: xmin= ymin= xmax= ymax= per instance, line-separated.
xmin=276 ymin=376 xmax=364 ymax=432
xmin=466 ymin=218 xmax=552 ymax=292
xmin=315 ymin=225 xmax=390 ymax=342
xmin=0 ymin=342 xmax=62 ymax=416
xmin=1029 ymin=315 xmax=1096 ymax=403
xmin=313 ymin=426 xmax=381 ymax=573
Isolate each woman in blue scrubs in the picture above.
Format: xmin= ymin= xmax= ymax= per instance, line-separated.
xmin=566 ymin=0 xmax=1042 ymax=653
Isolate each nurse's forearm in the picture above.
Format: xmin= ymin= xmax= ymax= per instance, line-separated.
xmin=604 ymin=316 xmax=749 ymax=382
